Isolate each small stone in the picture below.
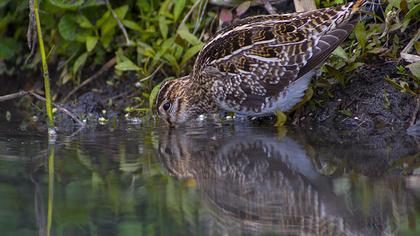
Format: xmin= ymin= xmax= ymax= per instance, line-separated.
xmin=127 ymin=117 xmax=142 ymax=124
xmin=5 ymin=111 xmax=11 ymax=121
xmin=32 ymin=116 xmax=38 ymax=122
xmin=98 ymin=117 xmax=108 ymax=124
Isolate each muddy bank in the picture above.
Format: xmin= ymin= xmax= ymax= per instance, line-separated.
xmin=1 ymin=61 xmax=417 ymax=137
xmin=0 ymin=71 xmax=139 ymax=132
xmin=299 ymin=61 xmax=418 ymax=136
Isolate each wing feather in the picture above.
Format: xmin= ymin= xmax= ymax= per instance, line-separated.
xmin=194 ymin=3 xmax=358 ymax=114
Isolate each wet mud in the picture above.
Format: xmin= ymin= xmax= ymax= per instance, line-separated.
xmin=300 ymin=61 xmax=418 ymax=136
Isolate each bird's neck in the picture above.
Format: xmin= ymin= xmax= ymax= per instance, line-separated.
xmin=186 ymin=76 xmax=219 ymax=115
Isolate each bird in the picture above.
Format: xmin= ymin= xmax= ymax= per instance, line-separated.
xmin=156 ymin=0 xmax=373 ymax=126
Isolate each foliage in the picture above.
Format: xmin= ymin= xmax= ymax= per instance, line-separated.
xmin=313 ymin=0 xmax=420 ymax=104
xmin=0 ymin=0 xmax=211 ymax=107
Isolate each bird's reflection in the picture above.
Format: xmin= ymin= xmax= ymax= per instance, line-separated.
xmin=157 ymin=126 xmax=417 ymax=236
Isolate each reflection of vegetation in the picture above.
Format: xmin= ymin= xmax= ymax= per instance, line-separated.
xmin=47 ymin=145 xmax=55 ymax=236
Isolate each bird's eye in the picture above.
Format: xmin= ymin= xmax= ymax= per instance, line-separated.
xmin=162 ymin=102 xmax=171 ymax=111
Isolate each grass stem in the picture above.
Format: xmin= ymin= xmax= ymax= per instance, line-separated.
xmin=34 ymin=0 xmax=54 ymax=128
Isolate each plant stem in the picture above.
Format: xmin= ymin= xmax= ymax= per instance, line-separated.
xmin=34 ymin=0 xmax=54 ymax=127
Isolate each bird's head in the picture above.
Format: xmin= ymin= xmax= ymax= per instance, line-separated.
xmin=155 ymin=76 xmax=199 ymax=126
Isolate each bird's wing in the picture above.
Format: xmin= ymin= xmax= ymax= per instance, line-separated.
xmin=193 ymin=3 xmax=359 ymax=113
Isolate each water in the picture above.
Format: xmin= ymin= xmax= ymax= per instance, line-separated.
xmin=0 ymin=120 xmax=419 ymax=236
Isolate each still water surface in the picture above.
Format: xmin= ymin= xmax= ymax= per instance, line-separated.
xmin=0 ymin=120 xmax=419 ymax=236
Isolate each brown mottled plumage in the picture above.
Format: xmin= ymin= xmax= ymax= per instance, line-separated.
xmin=156 ymin=0 xmax=368 ymax=125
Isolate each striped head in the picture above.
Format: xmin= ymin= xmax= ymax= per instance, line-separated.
xmin=155 ymin=76 xmax=198 ymax=125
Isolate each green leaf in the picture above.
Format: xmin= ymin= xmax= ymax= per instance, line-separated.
xmin=115 ymin=59 xmax=141 ymax=71
xmin=343 ymin=62 xmax=364 ymax=73
xmin=101 ymin=15 xmax=116 ymax=37
xmin=58 ymin=14 xmax=77 ymax=41
xmin=72 ymin=52 xmax=88 ymax=74
xmin=149 ymin=82 xmax=162 ymax=109
xmin=163 ymin=53 xmax=179 ymax=70
xmin=122 ymin=20 xmax=142 ymax=31
xmin=48 ymin=0 xmax=84 ymax=10
xmin=181 ymin=43 xmax=203 ymax=65
xmin=159 ymin=0 xmax=172 ymax=14
xmin=173 ymin=0 xmax=186 ymax=21
xmin=96 ymin=10 xmax=110 ymax=28
xmin=86 ymin=36 xmax=98 ymax=52
xmin=178 ymin=26 xmax=202 ymax=45
xmin=404 ymin=3 xmax=420 ymax=22
xmin=159 ymin=16 xmax=168 ymax=39
xmin=236 ymin=1 xmax=251 ymax=16
xmin=75 ymin=14 xmax=94 ymax=29
xmin=0 ymin=37 xmax=19 ymax=60
xmin=114 ymin=5 xmax=129 ymax=19
xmin=414 ymin=42 xmax=420 ymax=55
xmin=332 ymin=46 xmax=348 ymax=60
xmin=75 ymin=29 xmax=92 ymax=43
xmin=324 ymin=65 xmax=345 ymax=86
xmin=407 ymin=62 xmax=420 ymax=79
xmin=152 ymin=38 xmax=174 ymax=66
xmin=117 ymin=221 xmax=143 ymax=236
xmin=137 ymin=0 xmax=151 ymax=12
xmin=0 ymin=0 xmax=10 ymax=8
xmin=354 ymin=22 xmax=366 ymax=49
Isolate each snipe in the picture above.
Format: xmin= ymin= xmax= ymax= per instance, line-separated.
xmin=156 ymin=0 xmax=372 ymax=125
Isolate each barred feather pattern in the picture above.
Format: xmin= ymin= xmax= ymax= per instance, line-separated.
xmin=193 ymin=2 xmax=361 ymax=115
xmin=156 ymin=0 xmax=369 ymax=124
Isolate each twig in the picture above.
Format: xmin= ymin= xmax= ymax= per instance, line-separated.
xmin=0 ymin=91 xmax=29 ymax=102
xmin=104 ymin=0 xmax=131 ymax=46
xmin=410 ymin=96 xmax=420 ymax=127
xmin=29 ymin=92 xmax=85 ymax=127
xmin=107 ymin=89 xmax=133 ymax=102
xmin=139 ymin=64 xmax=163 ymax=83
xmin=401 ymin=28 xmax=420 ymax=63
xmin=0 ymin=91 xmax=85 ymax=127
xmin=62 ymin=57 xmax=116 ymax=102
